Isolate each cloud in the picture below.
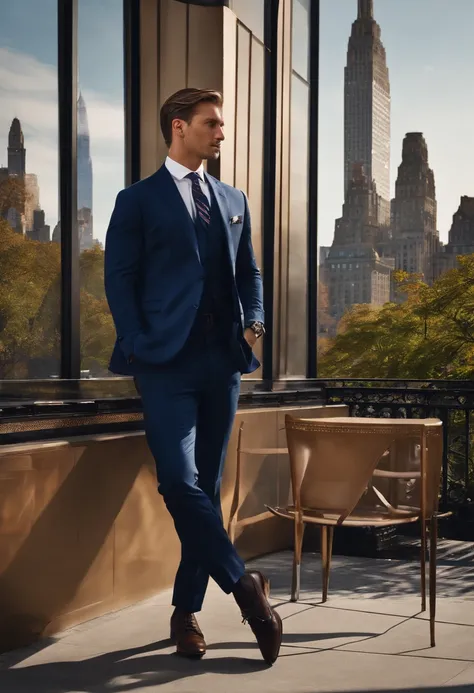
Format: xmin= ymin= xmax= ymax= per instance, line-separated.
xmin=0 ymin=46 xmax=124 ymax=242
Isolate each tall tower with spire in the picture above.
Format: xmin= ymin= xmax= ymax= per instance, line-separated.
xmin=77 ymin=92 xmax=93 ymax=249
xmin=344 ymin=0 xmax=390 ymax=223
xmin=390 ymin=132 xmax=439 ymax=284
xmin=358 ymin=0 xmax=373 ymax=18
xmin=8 ymin=118 xmax=26 ymax=177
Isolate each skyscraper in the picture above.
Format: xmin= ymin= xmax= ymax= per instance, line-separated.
xmin=25 ymin=173 xmax=40 ymax=232
xmin=77 ymin=92 xmax=93 ymax=250
xmin=389 ymin=133 xmax=439 ymax=283
xmin=8 ymin=118 xmax=26 ymax=177
xmin=325 ymin=164 xmax=393 ymax=323
xmin=327 ymin=0 xmax=393 ymax=324
xmin=434 ymin=196 xmax=474 ymax=279
xmin=2 ymin=119 xmax=48 ymax=239
xmin=344 ymin=0 xmax=390 ymax=223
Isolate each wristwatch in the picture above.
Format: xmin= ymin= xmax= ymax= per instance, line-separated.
xmin=246 ymin=321 xmax=265 ymax=339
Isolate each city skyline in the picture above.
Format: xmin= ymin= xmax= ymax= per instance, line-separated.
xmin=0 ymin=101 xmax=95 ymax=249
xmin=1 ymin=0 xmax=472 ymax=248
xmin=320 ymin=0 xmax=474 ymax=247
xmin=0 ymin=0 xmax=124 ymax=246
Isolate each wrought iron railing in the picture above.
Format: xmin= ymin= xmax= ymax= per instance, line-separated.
xmin=323 ymin=379 xmax=474 ymax=519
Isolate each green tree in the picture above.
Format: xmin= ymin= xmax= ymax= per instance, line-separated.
xmin=319 ymin=255 xmax=474 ymax=380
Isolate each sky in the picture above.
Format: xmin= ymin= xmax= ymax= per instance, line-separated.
xmin=0 ymin=0 xmax=124 ymax=245
xmin=1 ymin=0 xmax=473 ymax=247
xmin=319 ymin=0 xmax=474 ymax=247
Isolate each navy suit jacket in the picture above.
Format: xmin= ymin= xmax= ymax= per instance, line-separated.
xmin=104 ymin=165 xmax=264 ymax=376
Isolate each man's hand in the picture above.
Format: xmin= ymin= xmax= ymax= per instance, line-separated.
xmin=244 ymin=327 xmax=257 ymax=348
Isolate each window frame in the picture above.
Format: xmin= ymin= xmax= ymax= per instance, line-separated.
xmin=0 ymin=0 xmax=323 ymax=414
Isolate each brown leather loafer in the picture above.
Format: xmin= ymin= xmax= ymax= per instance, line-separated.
xmin=233 ymin=571 xmax=283 ymax=665
xmin=170 ymin=609 xmax=206 ymax=658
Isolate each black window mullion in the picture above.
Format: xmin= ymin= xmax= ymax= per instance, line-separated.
xmin=306 ymin=0 xmax=319 ymax=378
xmin=124 ymin=0 xmax=141 ymax=186
xmin=58 ymin=0 xmax=80 ymax=379
xmin=262 ymin=0 xmax=279 ymax=383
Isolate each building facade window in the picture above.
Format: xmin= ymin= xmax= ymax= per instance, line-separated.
xmin=77 ymin=0 xmax=125 ymax=378
xmin=0 ymin=0 xmax=60 ymax=379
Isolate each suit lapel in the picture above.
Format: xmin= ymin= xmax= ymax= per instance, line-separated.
xmin=155 ymin=165 xmax=200 ymax=259
xmin=205 ymin=173 xmax=235 ymax=272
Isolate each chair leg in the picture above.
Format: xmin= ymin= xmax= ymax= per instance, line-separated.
xmin=321 ymin=526 xmax=334 ymax=603
xmin=420 ymin=517 xmax=427 ymax=612
xmin=291 ymin=517 xmax=305 ymax=602
xmin=429 ymin=515 xmax=438 ymax=647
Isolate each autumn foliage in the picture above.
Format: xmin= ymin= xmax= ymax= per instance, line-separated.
xmin=0 ymin=218 xmax=115 ymax=378
xmin=319 ymin=257 xmax=474 ymax=380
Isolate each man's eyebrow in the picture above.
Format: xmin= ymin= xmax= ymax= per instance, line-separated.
xmin=205 ymin=117 xmax=225 ymax=126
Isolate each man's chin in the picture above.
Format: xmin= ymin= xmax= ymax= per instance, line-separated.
xmin=205 ymin=149 xmax=221 ymax=160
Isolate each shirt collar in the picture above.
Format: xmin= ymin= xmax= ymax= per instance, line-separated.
xmin=165 ymin=156 xmax=205 ymax=182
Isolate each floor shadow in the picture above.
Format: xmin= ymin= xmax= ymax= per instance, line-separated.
xmin=203 ymin=631 xmax=378 ymax=651
xmin=0 ymin=639 xmax=268 ymax=693
xmin=250 ymin=548 xmax=474 ymax=601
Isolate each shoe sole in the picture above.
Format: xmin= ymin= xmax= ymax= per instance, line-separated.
xmin=175 ymin=649 xmax=206 ymax=659
xmin=170 ymin=633 xmax=206 ymax=659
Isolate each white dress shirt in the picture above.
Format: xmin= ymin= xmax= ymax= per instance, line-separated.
xmin=165 ymin=156 xmax=211 ymax=221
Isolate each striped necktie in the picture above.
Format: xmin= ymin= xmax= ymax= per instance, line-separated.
xmin=187 ymin=172 xmax=211 ymax=227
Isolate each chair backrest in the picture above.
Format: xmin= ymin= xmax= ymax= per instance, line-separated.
xmin=285 ymin=415 xmax=443 ymax=522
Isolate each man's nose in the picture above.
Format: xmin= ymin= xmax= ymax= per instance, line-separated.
xmin=217 ymin=127 xmax=225 ymax=141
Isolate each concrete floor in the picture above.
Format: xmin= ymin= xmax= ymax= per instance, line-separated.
xmin=1 ymin=542 xmax=474 ymax=693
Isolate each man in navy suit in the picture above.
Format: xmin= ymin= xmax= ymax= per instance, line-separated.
xmin=104 ymin=88 xmax=282 ymax=665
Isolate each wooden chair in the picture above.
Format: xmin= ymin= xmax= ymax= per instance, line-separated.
xmin=267 ymin=415 xmax=443 ymax=647
xmin=227 ymin=406 xmax=349 ymax=544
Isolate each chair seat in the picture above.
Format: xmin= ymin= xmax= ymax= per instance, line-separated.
xmin=266 ymin=504 xmax=420 ymax=527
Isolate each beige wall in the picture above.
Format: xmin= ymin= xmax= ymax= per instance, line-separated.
xmin=0 ymin=404 xmax=347 ymax=652
xmin=140 ymin=0 xmax=266 ymax=374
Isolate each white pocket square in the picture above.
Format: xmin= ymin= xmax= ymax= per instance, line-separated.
xmin=230 ymin=215 xmax=243 ymax=225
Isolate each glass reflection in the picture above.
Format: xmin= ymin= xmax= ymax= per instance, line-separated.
xmin=231 ymin=0 xmax=265 ymax=42
xmin=78 ymin=0 xmax=125 ymax=378
xmin=0 ymin=0 xmax=60 ymax=379
xmin=292 ymin=0 xmax=310 ymax=80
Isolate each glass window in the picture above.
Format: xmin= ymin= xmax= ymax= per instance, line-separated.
xmin=230 ymin=0 xmax=265 ymax=43
xmin=292 ymin=0 xmax=310 ymax=80
xmin=78 ymin=0 xmax=125 ymax=378
xmin=0 ymin=0 xmax=60 ymax=379
xmin=287 ymin=75 xmax=310 ymax=377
